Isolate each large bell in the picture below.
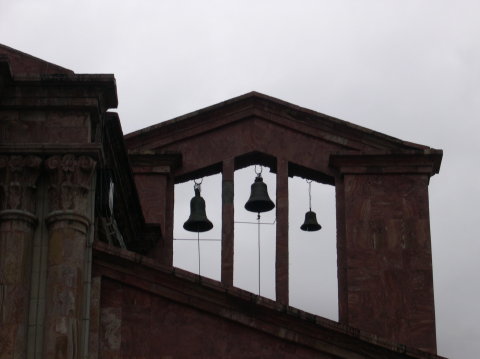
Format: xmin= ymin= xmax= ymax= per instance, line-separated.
xmin=244 ymin=175 xmax=275 ymax=213
xmin=300 ymin=210 xmax=322 ymax=232
xmin=183 ymin=188 xmax=213 ymax=232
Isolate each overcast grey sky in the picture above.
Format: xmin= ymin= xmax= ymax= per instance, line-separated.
xmin=2 ymin=1 xmax=479 ymax=358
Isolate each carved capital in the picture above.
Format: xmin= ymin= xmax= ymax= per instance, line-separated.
xmin=45 ymin=155 xmax=96 ymax=216
xmin=0 ymin=155 xmax=42 ymax=213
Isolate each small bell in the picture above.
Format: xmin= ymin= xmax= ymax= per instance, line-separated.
xmin=300 ymin=179 xmax=321 ymax=232
xmin=183 ymin=187 xmax=213 ymax=233
xmin=244 ymin=169 xmax=275 ymax=213
xmin=300 ymin=211 xmax=322 ymax=231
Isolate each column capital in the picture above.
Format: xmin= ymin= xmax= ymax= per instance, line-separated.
xmin=0 ymin=154 xmax=42 ymax=214
xmin=45 ymin=154 xmax=96 ymax=217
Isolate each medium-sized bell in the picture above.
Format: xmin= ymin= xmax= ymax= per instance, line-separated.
xmin=300 ymin=210 xmax=322 ymax=232
xmin=245 ymin=175 xmax=275 ymax=213
xmin=183 ymin=188 xmax=213 ymax=232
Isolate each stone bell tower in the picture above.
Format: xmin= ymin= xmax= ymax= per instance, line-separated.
xmin=125 ymin=92 xmax=442 ymax=353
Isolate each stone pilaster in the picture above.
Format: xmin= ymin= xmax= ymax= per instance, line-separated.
xmin=0 ymin=155 xmax=41 ymax=359
xmin=331 ymin=153 xmax=438 ymax=353
xmin=221 ymin=158 xmax=234 ymax=287
xmin=42 ymin=154 xmax=96 ymax=359
xmin=275 ymin=158 xmax=289 ymax=305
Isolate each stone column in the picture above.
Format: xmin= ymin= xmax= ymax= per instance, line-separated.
xmin=42 ymin=155 xmax=96 ymax=358
xmin=0 ymin=155 xmax=41 ymax=359
xmin=275 ymin=158 xmax=289 ymax=305
xmin=221 ymin=158 xmax=234 ymax=287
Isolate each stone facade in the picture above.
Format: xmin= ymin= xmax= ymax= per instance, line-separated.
xmin=0 ymin=44 xmax=446 ymax=358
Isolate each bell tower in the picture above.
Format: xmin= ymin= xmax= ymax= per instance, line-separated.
xmin=125 ymin=92 xmax=442 ymax=354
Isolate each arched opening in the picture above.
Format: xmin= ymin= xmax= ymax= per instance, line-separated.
xmin=288 ymin=167 xmax=338 ymax=320
xmin=173 ymin=173 xmax=222 ymax=281
xmin=234 ymin=165 xmax=276 ymax=300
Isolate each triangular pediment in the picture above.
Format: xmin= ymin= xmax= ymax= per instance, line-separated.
xmin=125 ymin=92 xmax=437 ymax=181
xmin=125 ymin=91 xmax=430 ymax=153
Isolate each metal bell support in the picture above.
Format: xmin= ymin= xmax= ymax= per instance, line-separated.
xmin=244 ymin=165 xmax=275 ymax=214
xmin=183 ymin=180 xmax=213 ymax=233
xmin=300 ymin=179 xmax=321 ymax=232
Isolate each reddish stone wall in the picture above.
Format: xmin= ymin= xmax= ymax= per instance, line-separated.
xmin=146 ymin=118 xmax=346 ymax=179
xmin=0 ymin=217 xmax=35 ymax=356
xmin=98 ymin=278 xmax=334 ymax=359
xmin=340 ymin=174 xmax=436 ymax=353
xmin=0 ymin=110 xmax=91 ymax=144
xmin=133 ymin=174 xmax=167 ymax=225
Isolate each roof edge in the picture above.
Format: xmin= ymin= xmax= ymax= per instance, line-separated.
xmin=0 ymin=43 xmax=74 ymax=75
xmin=124 ymin=91 xmax=436 ymax=152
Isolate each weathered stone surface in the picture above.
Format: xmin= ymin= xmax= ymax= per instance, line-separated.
xmin=0 ymin=110 xmax=91 ymax=145
xmin=0 ymin=155 xmax=40 ymax=359
xmin=93 ymin=243 xmax=446 ymax=359
xmin=98 ymin=278 xmax=334 ymax=358
xmin=43 ymin=220 xmax=88 ymax=358
xmin=339 ymin=173 xmax=437 ymax=353
xmin=45 ymin=154 xmax=96 ymax=215
xmin=42 ymin=155 xmax=96 ymax=358
xmin=0 ymin=155 xmax=41 ymax=213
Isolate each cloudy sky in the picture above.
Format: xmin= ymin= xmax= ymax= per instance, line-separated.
xmin=1 ymin=1 xmax=479 ymax=357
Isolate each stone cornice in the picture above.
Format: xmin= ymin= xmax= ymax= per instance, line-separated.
xmin=0 ymin=144 xmax=102 ymax=158
xmin=0 ymin=58 xmax=117 ymax=111
xmin=329 ymin=151 xmax=443 ymax=176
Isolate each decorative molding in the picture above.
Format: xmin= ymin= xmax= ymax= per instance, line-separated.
xmin=0 ymin=209 xmax=37 ymax=226
xmin=0 ymin=155 xmax=41 ymax=214
xmin=45 ymin=154 xmax=96 ymax=216
xmin=329 ymin=152 xmax=443 ymax=176
xmin=45 ymin=210 xmax=91 ymax=234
